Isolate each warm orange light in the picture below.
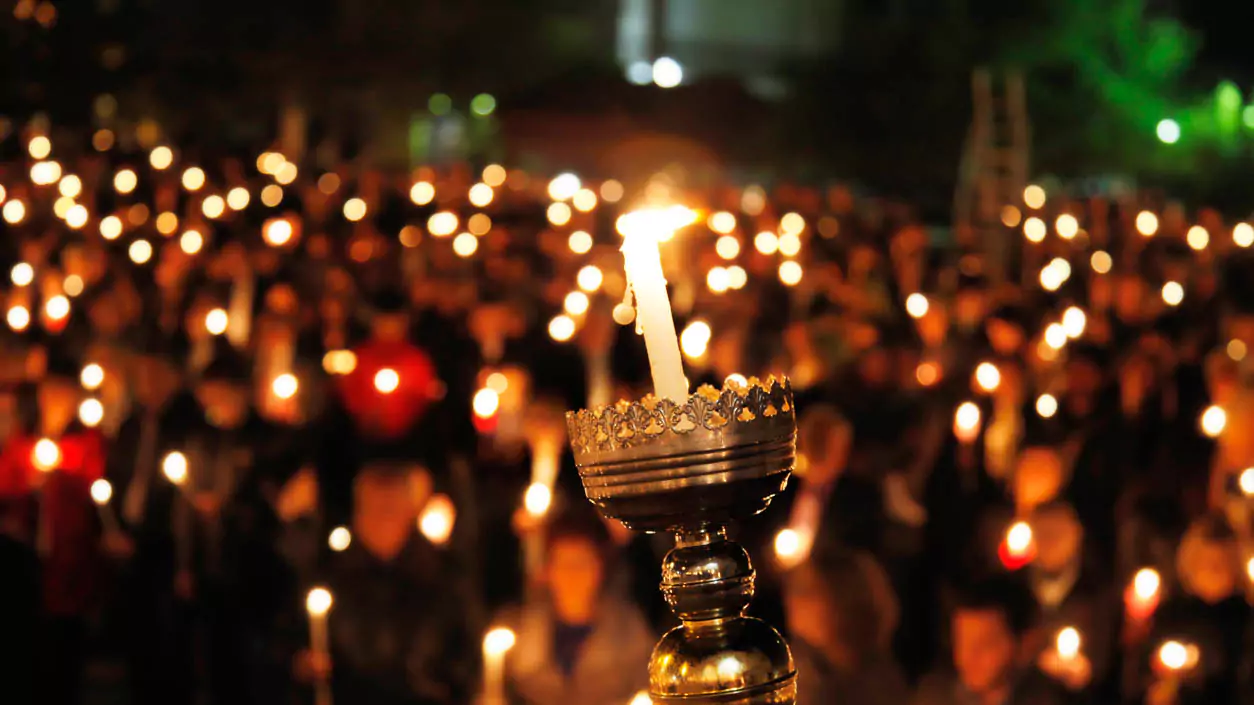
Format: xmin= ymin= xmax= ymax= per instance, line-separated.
xmin=149 ymin=146 xmax=174 ymax=170
xmin=181 ymin=167 xmax=206 ymax=192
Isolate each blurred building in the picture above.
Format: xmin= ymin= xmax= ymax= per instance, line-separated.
xmin=615 ymin=0 xmax=843 ymax=96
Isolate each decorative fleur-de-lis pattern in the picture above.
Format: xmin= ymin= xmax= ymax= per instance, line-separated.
xmin=566 ymin=376 xmax=795 ymax=456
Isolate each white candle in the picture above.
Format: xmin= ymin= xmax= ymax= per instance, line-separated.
xmin=483 ymin=627 xmax=516 ymax=705
xmin=620 ymin=210 xmax=689 ymax=402
xmin=90 ymin=479 xmax=120 ymax=534
xmin=586 ymin=349 xmax=612 ymax=409
xmin=522 ymin=481 xmax=554 ymax=580
xmin=306 ymin=587 xmax=334 ymax=705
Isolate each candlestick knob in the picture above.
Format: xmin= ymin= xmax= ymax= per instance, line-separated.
xmin=567 ymin=377 xmax=798 ymax=704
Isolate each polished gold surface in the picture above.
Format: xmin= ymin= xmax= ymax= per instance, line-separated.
xmin=566 ymin=378 xmax=796 ymax=533
xmin=649 ymin=618 xmax=797 ymax=703
xmin=566 ymin=377 xmax=798 ymax=704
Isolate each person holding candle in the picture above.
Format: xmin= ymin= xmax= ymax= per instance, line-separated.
xmin=16 ymin=352 xmax=112 ymax=705
xmin=490 ymin=508 xmax=653 ymax=705
xmin=103 ymin=336 xmax=204 ymax=705
xmin=337 ymin=288 xmax=441 ymax=450
xmin=1143 ymin=515 xmax=1251 ymax=705
xmin=189 ymin=347 xmax=300 ymax=703
xmin=913 ymin=577 xmax=1068 ymax=705
xmin=289 ymin=462 xmax=472 ymax=705
xmin=1024 ymin=500 xmax=1116 ymax=698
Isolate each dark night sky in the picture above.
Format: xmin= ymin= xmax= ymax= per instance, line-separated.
xmin=1179 ymin=1 xmax=1254 ymax=75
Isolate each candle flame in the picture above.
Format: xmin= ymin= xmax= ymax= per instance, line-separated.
xmin=524 ymin=483 xmax=552 ymax=517
xmin=91 ymin=479 xmax=113 ymax=505
xmin=306 ymin=587 xmax=333 ymax=616
xmin=483 ymin=627 xmax=517 ymax=657
xmin=1056 ymin=627 xmax=1081 ymax=659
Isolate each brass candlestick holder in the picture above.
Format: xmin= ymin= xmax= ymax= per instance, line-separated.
xmin=567 ymin=377 xmax=798 ymax=704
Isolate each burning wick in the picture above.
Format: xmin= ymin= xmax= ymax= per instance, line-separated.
xmin=524 ymin=483 xmax=553 ymax=518
xmin=305 ymin=587 xmax=335 ymax=705
xmin=91 ymin=479 xmax=120 ymax=533
xmin=998 ymin=521 xmax=1035 ymax=570
xmin=482 ymin=627 xmax=517 ymax=705
xmin=1126 ymin=567 xmax=1162 ymax=620
xmin=418 ymin=494 xmax=455 ymax=546
xmin=162 ymin=451 xmax=189 ymax=486
xmin=328 ymin=526 xmax=351 ymax=552
xmin=32 ymin=438 xmax=61 ymax=472
xmin=1055 ymin=627 xmax=1082 ymax=660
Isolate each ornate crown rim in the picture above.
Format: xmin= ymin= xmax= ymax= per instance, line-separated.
xmin=565 ymin=375 xmax=795 ymax=459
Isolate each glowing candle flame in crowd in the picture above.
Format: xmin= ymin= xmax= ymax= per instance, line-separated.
xmin=1162 ymin=281 xmax=1184 ymax=306
xmin=272 ymin=373 xmax=299 ymax=400
xmin=473 ymin=387 xmax=500 ymax=419
xmin=577 ymin=265 xmax=603 ymax=293
xmin=680 ymin=321 xmax=712 ymax=360
xmin=7 ymin=306 xmax=30 ymax=331
xmin=954 ymin=402 xmax=981 ymax=443
xmin=11 ymin=262 xmax=33 ymax=287
xmin=774 ymin=527 xmax=811 ymax=569
xmin=548 ymin=315 xmax=576 ymax=342
xmin=999 ymin=521 xmax=1035 ymax=570
xmin=304 ymin=586 xmax=335 ymax=705
xmin=1036 ymin=394 xmax=1058 ymax=419
xmin=79 ymin=398 xmax=104 ymax=427
xmin=1126 ymin=567 xmax=1162 ymax=621
xmin=1157 ymin=640 xmax=1197 ymax=672
xmin=419 ymin=494 xmax=456 ymax=545
xmin=1240 ymin=468 xmax=1254 ymax=496
xmin=80 ymin=363 xmax=104 ymax=390
xmin=33 ymin=438 xmax=61 ymax=472
xmin=483 ymin=627 xmax=517 ymax=705
xmin=205 ymin=308 xmax=229 ymax=336
xmin=1055 ymin=627 xmax=1081 ymax=660
xmin=1200 ymin=405 xmax=1227 ymax=438
xmin=1062 ymin=307 xmax=1086 ymax=340
xmin=162 ymin=452 xmax=189 ymax=485
xmin=524 ymin=482 xmax=553 ymax=517
xmin=328 ymin=526 xmax=351 ymax=552
xmin=91 ymin=478 xmax=113 ymax=505
xmin=374 ymin=368 xmax=400 ymax=394
xmin=975 ymin=362 xmax=1001 ymax=393
xmin=905 ymin=293 xmax=929 ymax=319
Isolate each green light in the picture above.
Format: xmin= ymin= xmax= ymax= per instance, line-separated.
xmin=428 ymin=94 xmax=452 ymax=116
xmin=1218 ymin=81 xmax=1242 ymax=110
xmin=470 ymin=94 xmax=496 ymax=117
xmin=1156 ymin=119 xmax=1180 ymax=144
xmin=1244 ymin=106 xmax=1254 ymax=129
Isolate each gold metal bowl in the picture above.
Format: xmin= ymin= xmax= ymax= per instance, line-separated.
xmin=566 ymin=377 xmax=796 ymax=532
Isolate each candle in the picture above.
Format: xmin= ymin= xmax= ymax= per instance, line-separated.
xmin=953 ymin=401 xmax=981 ymax=478
xmin=1157 ymin=640 xmax=1197 ymax=674
xmin=618 ymin=208 xmax=693 ymax=402
xmin=998 ymin=521 xmax=1035 ymax=570
xmin=328 ymin=526 xmax=352 ymax=552
xmin=90 ymin=479 xmax=120 ymax=534
xmin=306 ymin=587 xmax=334 ymax=705
xmin=418 ymin=494 xmax=456 ymax=546
xmin=1125 ymin=567 xmax=1161 ymax=621
xmin=953 ymin=402 xmax=981 ymax=443
xmin=1055 ymin=626 xmax=1081 ymax=660
xmin=163 ymin=451 xmax=192 ymax=572
xmin=629 ymin=692 xmax=653 ymax=705
xmin=482 ymin=627 xmax=517 ymax=705
xmin=522 ymin=482 xmax=553 ymax=580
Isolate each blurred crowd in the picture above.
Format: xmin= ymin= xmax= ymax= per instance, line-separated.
xmin=1 ymin=120 xmax=1254 ymax=705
